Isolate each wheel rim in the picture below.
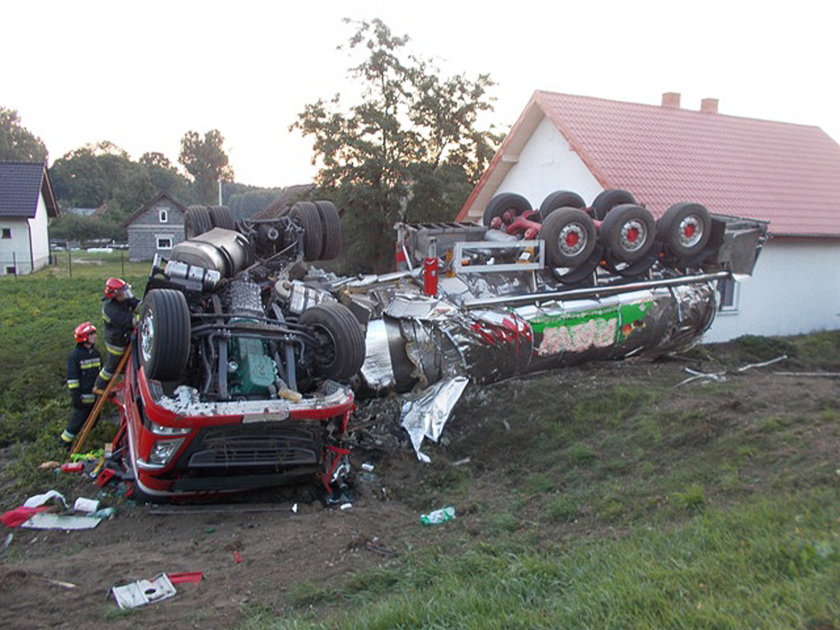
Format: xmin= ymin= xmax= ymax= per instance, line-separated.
xmin=619 ymin=219 xmax=648 ymax=253
xmin=140 ymin=311 xmax=154 ymax=364
xmin=558 ymin=223 xmax=587 ymax=256
xmin=310 ymin=324 xmax=337 ymax=369
xmin=677 ymin=215 xmax=704 ymax=248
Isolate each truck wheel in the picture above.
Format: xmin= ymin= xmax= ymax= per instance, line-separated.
xmin=540 ymin=208 xmax=597 ymax=267
xmin=290 ymin=202 xmax=323 ymax=261
xmin=658 ymin=202 xmax=711 ymax=257
xmin=139 ymin=289 xmax=191 ymax=381
xmin=539 ymin=190 xmax=585 ymax=221
xmin=314 ymin=201 xmax=342 ymax=260
xmin=300 ymin=302 xmax=365 ymax=381
xmin=599 ymin=204 xmax=655 ymax=263
xmin=482 ymin=193 xmax=531 ymax=227
xmin=208 ymin=205 xmax=235 ymax=230
xmin=591 ymin=189 xmax=636 ymax=221
xmin=185 ymin=206 xmax=214 ymax=239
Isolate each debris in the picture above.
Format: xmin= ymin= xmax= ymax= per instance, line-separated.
xmin=340 ymin=503 xmax=353 ymax=510
xmin=23 ymin=490 xmax=68 ymax=510
xmin=364 ymin=538 xmax=398 ymax=558
xmin=1 ymin=533 xmax=12 ymax=553
xmin=420 ymin=506 xmax=456 ymax=525
xmin=111 ymin=573 xmax=176 ymax=609
xmin=401 ymin=377 xmax=469 ymax=462
xmin=21 ymin=513 xmax=102 ymax=530
xmin=774 ymin=371 xmax=840 ymax=378
xmin=452 ymin=457 xmax=471 ymax=466
xmin=90 ymin=507 xmax=118 ymax=519
xmin=233 ymin=551 xmax=243 ymax=564
xmin=357 ymin=471 xmax=377 ymax=483
xmin=70 ymin=450 xmax=103 ymax=462
xmin=674 ymin=368 xmax=727 ymax=387
xmin=361 ymin=462 xmax=375 ymax=472
xmin=167 ymin=572 xmax=204 ymax=584
xmin=38 ymin=461 xmax=60 ymax=470
xmin=737 ymin=354 xmax=788 ymax=372
xmin=73 ymin=497 xmax=99 ymax=513
xmin=1 ymin=507 xmax=50 ymax=528
xmin=59 ymin=462 xmax=84 ymax=473
xmin=291 ymin=503 xmax=298 ymax=514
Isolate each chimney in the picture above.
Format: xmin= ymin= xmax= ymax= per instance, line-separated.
xmin=661 ymin=92 xmax=681 ymax=108
xmin=700 ymin=98 xmax=719 ymax=113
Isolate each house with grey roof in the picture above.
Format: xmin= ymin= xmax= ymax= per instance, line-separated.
xmin=122 ymin=192 xmax=188 ymax=261
xmin=458 ymin=91 xmax=840 ymax=341
xmin=0 ymin=161 xmax=59 ymax=275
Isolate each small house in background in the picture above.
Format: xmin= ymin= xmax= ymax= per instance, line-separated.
xmin=0 ymin=161 xmax=59 ymax=275
xmin=458 ymin=91 xmax=840 ymax=342
xmin=123 ymin=192 xmax=187 ymax=261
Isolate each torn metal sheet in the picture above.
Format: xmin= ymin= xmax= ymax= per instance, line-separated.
xmin=111 ymin=573 xmax=176 ymax=609
xmin=401 ymin=376 xmax=469 ymax=462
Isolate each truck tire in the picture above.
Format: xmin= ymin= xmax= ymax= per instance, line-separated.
xmin=184 ymin=206 xmax=214 ymax=239
xmin=139 ymin=289 xmax=191 ymax=381
xmin=599 ymin=203 xmax=656 ymax=263
xmin=314 ymin=200 xmax=342 ymax=260
xmin=290 ymin=202 xmax=323 ymax=261
xmin=591 ymin=189 xmax=636 ymax=221
xmin=482 ymin=193 xmax=531 ymax=227
xmin=540 ymin=207 xmax=597 ymax=267
xmin=208 ymin=205 xmax=236 ymax=230
xmin=657 ymin=202 xmax=711 ymax=257
xmin=539 ymin=190 xmax=585 ymax=221
xmin=300 ymin=302 xmax=365 ymax=381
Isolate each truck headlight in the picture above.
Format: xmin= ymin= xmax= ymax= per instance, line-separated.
xmin=149 ymin=422 xmax=192 ymax=436
xmin=147 ymin=438 xmax=185 ymax=466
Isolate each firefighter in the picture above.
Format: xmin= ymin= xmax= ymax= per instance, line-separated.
xmin=93 ymin=277 xmax=140 ymax=395
xmin=60 ymin=322 xmax=101 ymax=446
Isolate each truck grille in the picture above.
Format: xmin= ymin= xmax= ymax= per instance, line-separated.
xmin=181 ymin=423 xmax=322 ymax=470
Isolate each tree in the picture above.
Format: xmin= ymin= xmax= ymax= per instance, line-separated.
xmin=291 ymin=19 xmax=500 ymax=272
xmin=140 ymin=151 xmax=193 ymax=202
xmin=0 ymin=107 xmax=48 ymax=162
xmin=179 ymin=130 xmax=234 ymax=204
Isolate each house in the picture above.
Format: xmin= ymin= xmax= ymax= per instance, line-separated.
xmin=457 ymin=91 xmax=840 ymax=342
xmin=0 ymin=161 xmax=59 ymax=276
xmin=122 ymin=192 xmax=188 ymax=261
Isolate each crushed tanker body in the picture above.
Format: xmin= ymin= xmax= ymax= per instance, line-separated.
xmin=107 ymin=189 xmax=767 ymax=501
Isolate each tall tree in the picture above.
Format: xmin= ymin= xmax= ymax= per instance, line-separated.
xmin=0 ymin=107 xmax=48 ymax=162
xmin=292 ymin=19 xmax=500 ymax=272
xmin=178 ymin=129 xmax=234 ymax=204
xmin=140 ymin=151 xmax=193 ymax=201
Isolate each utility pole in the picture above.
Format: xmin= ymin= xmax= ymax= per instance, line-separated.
xmin=218 ymin=178 xmax=223 ymax=206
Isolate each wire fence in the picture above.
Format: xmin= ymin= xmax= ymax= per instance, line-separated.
xmin=1 ymin=249 xmax=149 ymax=280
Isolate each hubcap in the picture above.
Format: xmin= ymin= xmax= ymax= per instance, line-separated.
xmin=620 ymin=220 xmax=648 ymax=252
xmin=140 ymin=311 xmax=154 ymax=363
xmin=558 ymin=223 xmax=587 ymax=256
xmin=678 ymin=216 xmax=704 ymax=247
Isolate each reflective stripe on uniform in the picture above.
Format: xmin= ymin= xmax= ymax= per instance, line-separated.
xmin=98 ymin=368 xmax=113 ymax=380
xmin=104 ymin=342 xmax=125 ymax=356
xmin=60 ymin=430 xmax=74 ymax=443
xmin=80 ymin=358 xmax=101 ymax=369
xmin=81 ymin=394 xmax=95 ymax=404
xmin=67 ymin=380 xmax=80 ymax=388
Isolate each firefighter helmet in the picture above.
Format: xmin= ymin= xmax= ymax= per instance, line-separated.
xmin=104 ymin=277 xmax=128 ymax=299
xmin=74 ymin=321 xmax=96 ymax=343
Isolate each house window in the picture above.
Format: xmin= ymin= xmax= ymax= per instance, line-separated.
xmin=718 ymin=278 xmax=739 ymax=312
xmin=6 ymin=266 xmax=16 ymax=275
xmin=156 ymin=236 xmax=173 ymax=250
xmin=1 ymin=228 xmax=11 ymax=239
xmin=159 ymin=209 xmax=168 ymax=223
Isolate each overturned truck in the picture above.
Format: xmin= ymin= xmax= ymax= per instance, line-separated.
xmin=111 ymin=190 xmax=767 ymax=501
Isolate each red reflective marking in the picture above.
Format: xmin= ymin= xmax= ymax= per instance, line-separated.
xmin=627 ymin=227 xmax=640 ymax=242
xmin=684 ymin=224 xmax=696 ymax=237
xmin=565 ymin=232 xmax=580 ymax=247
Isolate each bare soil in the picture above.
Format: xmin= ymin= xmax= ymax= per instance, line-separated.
xmin=1 ymin=353 xmax=838 ymax=629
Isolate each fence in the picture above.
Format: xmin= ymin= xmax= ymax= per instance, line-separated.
xmin=0 ymin=250 xmax=142 ymax=279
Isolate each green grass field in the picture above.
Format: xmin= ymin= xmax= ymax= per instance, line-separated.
xmin=1 ymin=263 xmax=838 ymax=629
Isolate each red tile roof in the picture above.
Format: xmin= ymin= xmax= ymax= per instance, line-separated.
xmin=458 ymin=91 xmax=840 ymax=237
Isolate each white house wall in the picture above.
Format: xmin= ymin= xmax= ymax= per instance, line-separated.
xmin=497 ymin=117 xmax=604 ymax=208
xmin=0 ymin=217 xmax=31 ymax=274
xmin=704 ymin=239 xmax=840 ymax=342
xmin=29 ymin=195 xmax=50 ymax=272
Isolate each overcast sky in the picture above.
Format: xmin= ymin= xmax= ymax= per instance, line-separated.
xmin=4 ymin=0 xmax=837 ymax=188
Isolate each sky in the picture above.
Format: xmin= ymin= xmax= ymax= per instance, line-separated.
xmin=4 ymin=0 xmax=838 ymax=189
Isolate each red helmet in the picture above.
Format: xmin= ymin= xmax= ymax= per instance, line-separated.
xmin=74 ymin=322 xmax=96 ymax=343
xmin=104 ymin=277 xmax=128 ymax=299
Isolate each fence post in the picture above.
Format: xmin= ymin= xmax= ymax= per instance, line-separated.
xmin=121 ymin=250 xmax=125 ymax=276
xmin=68 ymin=250 xmax=72 ymax=278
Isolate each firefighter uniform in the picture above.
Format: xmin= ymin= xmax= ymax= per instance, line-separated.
xmin=61 ymin=343 xmax=101 ymax=444
xmin=93 ymin=294 xmax=140 ymax=393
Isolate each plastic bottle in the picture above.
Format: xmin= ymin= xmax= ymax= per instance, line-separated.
xmin=420 ymin=506 xmax=456 ymax=525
